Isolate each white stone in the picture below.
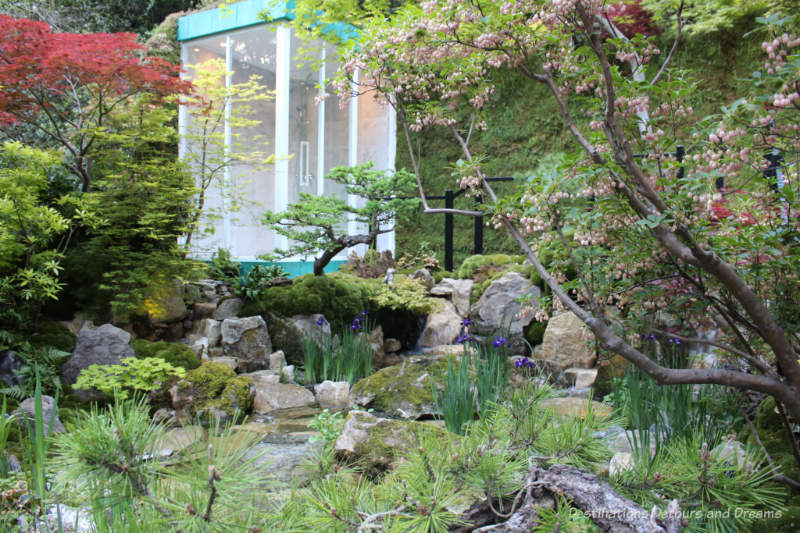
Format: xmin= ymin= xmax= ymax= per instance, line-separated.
xmin=269 ymin=350 xmax=287 ymax=370
xmin=609 ymin=452 xmax=635 ymax=476
xmin=419 ymin=300 xmax=461 ymax=347
xmin=252 ymin=382 xmax=315 ymax=414
xmin=564 ymin=367 xmax=598 ymax=389
xmin=314 ymin=380 xmax=351 ymax=410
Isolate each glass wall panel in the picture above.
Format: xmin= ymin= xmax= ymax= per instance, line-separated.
xmin=323 ymin=45 xmax=350 ymax=203
xmin=288 ymin=32 xmax=320 ymax=205
xmin=228 ymin=26 xmax=277 ymax=259
xmin=181 ymin=36 xmax=229 ymax=258
xmin=358 ymin=89 xmax=395 ymax=253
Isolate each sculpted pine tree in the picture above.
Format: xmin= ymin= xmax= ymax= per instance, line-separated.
xmin=262 ymin=163 xmax=418 ymax=275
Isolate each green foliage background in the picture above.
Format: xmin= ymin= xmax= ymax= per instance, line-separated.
xmin=394 ymin=20 xmax=765 ymax=266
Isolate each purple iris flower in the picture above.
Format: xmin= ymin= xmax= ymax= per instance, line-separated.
xmin=493 ymin=336 xmax=507 ymax=348
xmin=316 ymin=316 xmax=328 ymax=326
xmin=456 ymin=333 xmax=471 ymax=344
xmin=461 ymin=317 xmax=472 ymax=327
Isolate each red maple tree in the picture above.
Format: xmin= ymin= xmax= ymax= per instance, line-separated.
xmin=0 ymin=15 xmax=191 ymax=191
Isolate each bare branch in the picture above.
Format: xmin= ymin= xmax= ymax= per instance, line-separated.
xmin=651 ymin=0 xmax=685 ymax=85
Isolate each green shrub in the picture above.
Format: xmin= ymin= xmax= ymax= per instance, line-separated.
xmin=207 ymin=248 xmax=241 ymax=283
xmin=240 ymin=274 xmax=370 ymax=331
xmin=75 ymin=357 xmax=186 ymax=400
xmin=234 ymin=263 xmax=288 ymax=300
xmin=130 ymin=338 xmax=200 ymax=370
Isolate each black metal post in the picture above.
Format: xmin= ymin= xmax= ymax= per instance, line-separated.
xmin=474 ymin=194 xmax=484 ymax=255
xmin=445 ymin=189 xmax=454 ymax=271
xmin=676 ymin=145 xmax=685 ymax=180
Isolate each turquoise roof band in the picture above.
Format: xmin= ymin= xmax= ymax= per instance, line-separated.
xmin=177 ymin=0 xmax=294 ymax=41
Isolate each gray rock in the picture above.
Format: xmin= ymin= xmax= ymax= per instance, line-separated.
xmin=430 ymin=278 xmax=473 ymax=316
xmin=220 ymin=316 xmax=271 ymax=372
xmin=252 ymin=382 xmax=315 ymax=414
xmin=711 ymin=439 xmax=754 ymax=471
xmin=0 ymin=350 xmax=23 ymax=387
xmin=193 ymin=302 xmax=217 ymax=320
xmin=15 ymin=395 xmax=65 ymax=436
xmin=410 ymin=268 xmax=435 ymax=290
xmin=383 ymin=338 xmax=402 ymax=353
xmin=266 ymin=313 xmax=330 ymax=366
xmin=369 ymin=325 xmax=387 ymax=368
xmin=213 ymin=297 xmax=243 ymax=320
xmin=534 ymin=312 xmax=596 ymax=370
xmin=194 ymin=318 xmax=221 ymax=347
xmin=61 ymin=324 xmax=135 ymax=397
xmin=470 ymin=271 xmax=539 ymax=354
xmin=314 ymin=381 xmax=350 ymax=410
xmin=241 ymin=369 xmax=281 ymax=386
xmin=419 ymin=300 xmax=461 ymax=347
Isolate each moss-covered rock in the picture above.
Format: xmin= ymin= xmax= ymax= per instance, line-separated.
xmin=30 ymin=321 xmax=76 ymax=352
xmin=350 ymin=356 xmax=455 ymax=419
xmin=131 ymin=339 xmax=200 ymax=370
xmin=456 ymin=254 xmax=523 ymax=280
xmin=240 ymin=274 xmax=370 ymax=332
xmin=171 ymin=362 xmax=253 ymax=421
xmin=334 ymin=410 xmax=454 ymax=473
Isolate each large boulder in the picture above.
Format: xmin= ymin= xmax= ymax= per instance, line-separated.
xmin=419 ymin=300 xmax=461 ymax=348
xmin=14 ymin=395 xmax=65 ymax=436
xmin=220 ymin=316 xmax=271 ymax=372
xmin=213 ymin=297 xmax=243 ymax=320
xmin=251 ymin=382 xmax=315 ymax=414
xmin=470 ymin=271 xmax=539 ymax=354
xmin=533 ymin=311 xmax=596 ymax=370
xmin=61 ymin=324 xmax=135 ymax=392
xmin=350 ymin=356 xmax=454 ymax=419
xmin=430 ymin=278 xmax=473 ymax=317
xmin=335 ymin=410 xmax=452 ymax=472
xmin=265 ymin=313 xmax=330 ymax=366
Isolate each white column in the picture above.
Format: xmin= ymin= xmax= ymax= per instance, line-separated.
xmin=274 ymin=25 xmax=291 ymax=252
xmin=347 ymin=70 xmax=360 ymax=250
xmin=223 ymin=34 xmax=232 ymax=251
xmin=316 ymin=47 xmax=326 ymax=196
